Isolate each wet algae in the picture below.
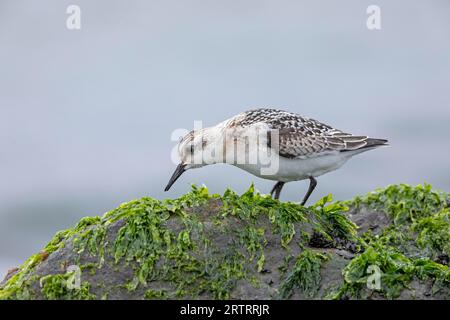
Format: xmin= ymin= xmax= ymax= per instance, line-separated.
xmin=0 ymin=183 xmax=448 ymax=300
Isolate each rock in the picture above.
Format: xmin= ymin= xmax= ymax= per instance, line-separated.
xmin=347 ymin=206 xmax=390 ymax=236
xmin=1 ymin=183 xmax=449 ymax=300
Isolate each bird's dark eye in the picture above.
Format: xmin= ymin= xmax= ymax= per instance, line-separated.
xmin=190 ymin=144 xmax=195 ymax=154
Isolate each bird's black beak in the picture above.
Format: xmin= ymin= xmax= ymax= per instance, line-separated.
xmin=164 ymin=163 xmax=186 ymax=191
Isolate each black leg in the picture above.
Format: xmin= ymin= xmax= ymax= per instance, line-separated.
xmin=270 ymin=182 xmax=279 ymax=197
xmin=301 ymin=177 xmax=317 ymax=206
xmin=270 ymin=181 xmax=285 ymax=200
xmin=275 ymin=182 xmax=285 ymax=199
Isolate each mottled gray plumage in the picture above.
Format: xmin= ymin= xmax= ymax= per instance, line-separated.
xmin=226 ymin=108 xmax=387 ymax=159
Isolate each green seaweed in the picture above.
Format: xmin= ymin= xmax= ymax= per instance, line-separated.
xmin=335 ymin=244 xmax=450 ymax=299
xmin=412 ymin=209 xmax=450 ymax=259
xmin=327 ymin=183 xmax=450 ymax=299
xmin=280 ymin=249 xmax=329 ymax=298
xmin=313 ymin=194 xmax=358 ymax=243
xmin=144 ymin=289 xmax=167 ymax=299
xmin=348 ymin=183 xmax=448 ymax=225
xmin=341 ymin=245 xmax=414 ymax=299
xmin=40 ymin=272 xmax=95 ymax=300
xmin=238 ymin=226 xmax=267 ymax=271
xmin=1 ymin=183 xmax=449 ymax=300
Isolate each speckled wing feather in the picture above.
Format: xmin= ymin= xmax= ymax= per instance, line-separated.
xmin=229 ymin=108 xmax=377 ymax=158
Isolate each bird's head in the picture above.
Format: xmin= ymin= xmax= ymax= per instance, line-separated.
xmin=164 ymin=128 xmax=221 ymax=191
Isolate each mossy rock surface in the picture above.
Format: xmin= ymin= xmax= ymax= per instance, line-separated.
xmin=1 ymin=184 xmax=449 ymax=300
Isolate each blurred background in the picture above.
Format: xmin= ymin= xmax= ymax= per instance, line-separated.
xmin=1 ymin=0 xmax=449 ymax=279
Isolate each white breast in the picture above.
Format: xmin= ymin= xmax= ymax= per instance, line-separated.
xmin=233 ymin=151 xmax=350 ymax=182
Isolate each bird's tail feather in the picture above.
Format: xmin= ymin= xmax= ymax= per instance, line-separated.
xmin=341 ymin=138 xmax=388 ymax=156
xmin=362 ymin=138 xmax=389 ymax=149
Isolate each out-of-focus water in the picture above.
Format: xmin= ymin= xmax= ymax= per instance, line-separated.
xmin=1 ymin=0 xmax=449 ymax=279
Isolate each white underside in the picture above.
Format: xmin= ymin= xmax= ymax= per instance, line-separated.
xmin=232 ymin=148 xmax=376 ymax=182
xmin=233 ymin=152 xmax=343 ymax=181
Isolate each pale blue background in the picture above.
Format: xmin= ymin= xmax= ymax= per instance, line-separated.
xmin=1 ymin=0 xmax=449 ymax=278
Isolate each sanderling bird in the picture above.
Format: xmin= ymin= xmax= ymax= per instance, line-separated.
xmin=165 ymin=108 xmax=388 ymax=205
